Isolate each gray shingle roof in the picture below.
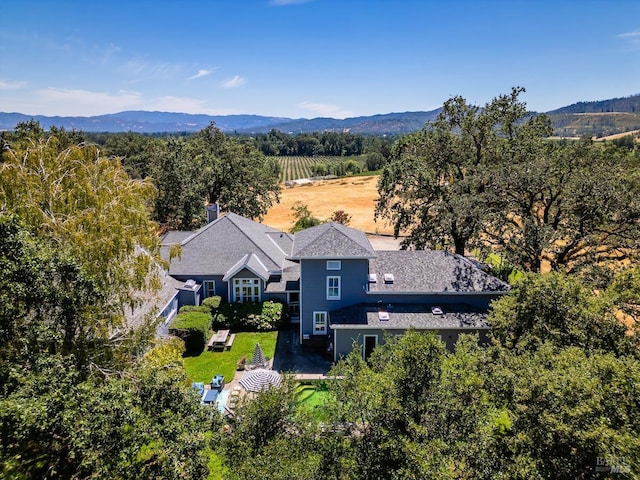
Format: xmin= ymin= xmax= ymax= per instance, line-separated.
xmin=289 ymin=222 xmax=376 ymax=259
xmin=368 ymin=250 xmax=509 ymax=293
xmin=168 ymin=213 xmax=293 ymax=276
xmin=330 ymin=303 xmax=490 ymax=330
xmin=223 ymin=253 xmax=270 ymax=282
xmin=264 ymin=262 xmax=301 ymax=293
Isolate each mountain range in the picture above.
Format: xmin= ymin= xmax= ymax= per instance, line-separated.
xmin=2 ymin=94 xmax=639 ymax=137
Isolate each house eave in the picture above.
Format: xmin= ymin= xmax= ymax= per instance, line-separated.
xmin=364 ymin=289 xmax=509 ymax=295
xmin=288 ymin=255 xmax=377 ymax=261
xmin=330 ymin=324 xmax=492 ymax=330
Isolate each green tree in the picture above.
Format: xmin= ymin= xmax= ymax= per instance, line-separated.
xmin=0 ymin=217 xmax=215 ymax=479
xmin=190 ymin=124 xmax=281 ymax=220
xmin=488 ymin=272 xmax=638 ymax=356
xmin=376 ymin=87 xmax=536 ymax=255
xmin=487 ymin=137 xmax=640 ymax=273
xmin=149 ymin=137 xmax=206 ymax=229
xmin=487 ymin=345 xmax=640 ymax=479
xmin=289 ymin=202 xmax=322 ymax=233
xmin=0 ymin=132 xmax=161 ymax=312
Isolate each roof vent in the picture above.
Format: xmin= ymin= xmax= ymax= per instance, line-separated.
xmin=368 ymin=273 xmax=377 ymax=283
xmin=383 ymin=273 xmax=395 ymax=284
xmin=431 ymin=306 xmax=444 ymax=315
xmin=378 ymin=311 xmax=390 ymax=321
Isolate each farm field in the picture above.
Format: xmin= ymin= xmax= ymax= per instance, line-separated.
xmin=263 ymin=175 xmax=395 ymax=235
xmin=276 ymin=155 xmax=365 ymax=182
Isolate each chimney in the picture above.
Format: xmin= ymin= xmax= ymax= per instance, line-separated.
xmin=206 ymin=202 xmax=219 ymax=223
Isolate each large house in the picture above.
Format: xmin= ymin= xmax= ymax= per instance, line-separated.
xmin=160 ymin=211 xmax=509 ymax=361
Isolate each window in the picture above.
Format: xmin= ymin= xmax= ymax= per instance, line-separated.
xmin=363 ymin=335 xmax=378 ymax=360
xmin=233 ymin=278 xmax=260 ymax=303
xmin=327 ymin=276 xmax=341 ymax=300
xmin=313 ymin=311 xmax=327 ymax=334
xmin=326 ymin=260 xmax=341 ymax=270
xmin=203 ymin=280 xmax=216 ymax=298
xmin=288 ymin=292 xmax=300 ymax=317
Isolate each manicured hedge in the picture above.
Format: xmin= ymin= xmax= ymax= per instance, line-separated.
xmin=169 ymin=311 xmax=212 ymax=353
xmin=202 ymin=295 xmax=222 ymax=310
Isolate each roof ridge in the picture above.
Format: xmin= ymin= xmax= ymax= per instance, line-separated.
xmin=180 ymin=214 xmax=226 ymax=246
xmin=226 ymin=213 xmax=286 ymax=268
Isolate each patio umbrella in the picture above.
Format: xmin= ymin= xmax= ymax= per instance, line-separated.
xmin=251 ymin=342 xmax=267 ymax=367
xmin=239 ymin=368 xmax=282 ymax=392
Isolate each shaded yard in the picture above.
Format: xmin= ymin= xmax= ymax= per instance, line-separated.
xmin=183 ymin=331 xmax=278 ymax=383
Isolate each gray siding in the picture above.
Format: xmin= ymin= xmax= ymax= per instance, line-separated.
xmin=333 ymin=327 xmax=490 ymax=360
xmin=172 ymin=274 xmax=226 ymax=302
xmin=300 ymin=259 xmax=369 ymax=338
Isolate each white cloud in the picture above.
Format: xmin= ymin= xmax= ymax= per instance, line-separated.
xmin=0 ymin=87 xmax=238 ymax=116
xmin=144 ymin=96 xmax=237 ymax=115
xmin=617 ymin=30 xmax=640 ymax=49
xmin=0 ymin=80 xmax=28 ymax=90
xmin=34 ymin=87 xmax=144 ymax=115
xmin=119 ymin=59 xmax=183 ymax=84
xmin=220 ymin=75 xmax=246 ymax=88
xmin=188 ymin=69 xmax=213 ymax=80
xmin=298 ymin=101 xmax=354 ymax=119
xmin=617 ymin=30 xmax=640 ymax=38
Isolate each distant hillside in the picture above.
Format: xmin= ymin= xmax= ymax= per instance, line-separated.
xmin=2 ymin=94 xmax=640 ymax=137
xmin=544 ymin=94 xmax=640 ymax=138
xmin=0 ymin=111 xmax=292 ymax=134
xmin=0 ymin=110 xmax=442 ymax=135
xmin=237 ymin=110 xmax=442 ymax=135
xmin=548 ymin=94 xmax=640 ymax=114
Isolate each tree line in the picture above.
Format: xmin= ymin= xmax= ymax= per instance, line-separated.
xmin=251 ymin=128 xmax=394 ymax=158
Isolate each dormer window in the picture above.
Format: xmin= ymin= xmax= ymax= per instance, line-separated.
xmin=327 ymin=260 xmax=341 ymax=270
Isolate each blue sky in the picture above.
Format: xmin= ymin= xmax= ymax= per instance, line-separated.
xmin=1 ymin=0 xmax=639 ymax=118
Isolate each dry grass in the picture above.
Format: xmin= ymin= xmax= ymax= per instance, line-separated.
xmin=263 ymin=175 xmax=394 ymax=234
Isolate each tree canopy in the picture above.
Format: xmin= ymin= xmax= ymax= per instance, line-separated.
xmin=0 ymin=129 xmax=161 ymax=315
xmin=376 ymin=87 xmax=640 ymax=274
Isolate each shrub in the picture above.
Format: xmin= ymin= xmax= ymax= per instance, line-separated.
xmin=169 ymin=311 xmax=212 ymax=354
xmin=260 ymin=301 xmax=284 ymax=329
xmin=178 ymin=305 xmax=211 ymax=314
xmin=218 ymin=301 xmax=284 ymax=332
xmin=202 ymin=295 xmax=222 ymax=311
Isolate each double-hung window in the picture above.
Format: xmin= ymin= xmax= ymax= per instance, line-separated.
xmin=327 ymin=276 xmax=341 ymax=300
xmin=313 ymin=311 xmax=327 ymax=335
xmin=233 ymin=278 xmax=260 ymax=303
xmin=202 ymin=280 xmax=215 ymax=298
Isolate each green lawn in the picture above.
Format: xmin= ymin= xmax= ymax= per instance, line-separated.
xmin=183 ymin=331 xmax=278 ymax=383
xmin=296 ymin=384 xmax=332 ymax=422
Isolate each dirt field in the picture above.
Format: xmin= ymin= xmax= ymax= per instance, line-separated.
xmin=262 ymin=175 xmax=396 ymax=235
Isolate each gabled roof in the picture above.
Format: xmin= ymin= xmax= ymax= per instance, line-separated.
xmin=168 ymin=213 xmax=293 ymax=277
xmin=368 ymin=250 xmax=510 ymax=294
xmin=223 ymin=253 xmax=270 ymax=282
xmin=289 ymin=222 xmax=376 ymax=260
